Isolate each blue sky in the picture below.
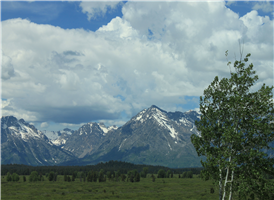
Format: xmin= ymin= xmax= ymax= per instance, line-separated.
xmin=1 ymin=1 xmax=273 ymax=131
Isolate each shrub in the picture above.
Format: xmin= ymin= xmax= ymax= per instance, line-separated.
xmin=64 ymin=174 xmax=67 ymax=182
xmin=121 ymin=174 xmax=126 ymax=182
xmin=48 ymin=171 xmax=55 ymax=181
xmin=157 ymin=169 xmax=166 ymax=178
xmin=186 ymin=171 xmax=193 ymax=178
xmin=134 ymin=172 xmax=140 ymax=182
xmin=29 ymin=171 xmax=39 ymax=182
xmin=151 ymin=174 xmax=155 ymax=182
xmin=12 ymin=173 xmax=20 ymax=182
xmin=140 ymin=171 xmax=146 ymax=178
xmin=182 ymin=171 xmax=187 ymax=178
xmin=6 ymin=172 xmax=12 ymax=182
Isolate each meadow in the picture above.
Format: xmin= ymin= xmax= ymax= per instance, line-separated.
xmin=1 ymin=174 xmax=219 ymax=200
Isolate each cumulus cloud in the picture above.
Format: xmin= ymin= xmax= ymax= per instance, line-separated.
xmin=252 ymin=1 xmax=273 ymax=13
xmin=40 ymin=122 xmax=49 ymax=128
xmin=1 ymin=2 xmax=273 ymax=129
xmin=79 ymin=1 xmax=122 ymax=20
xmin=1 ymin=54 xmax=16 ymax=80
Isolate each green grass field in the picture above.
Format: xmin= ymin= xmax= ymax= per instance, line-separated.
xmin=1 ymin=174 xmax=219 ymax=200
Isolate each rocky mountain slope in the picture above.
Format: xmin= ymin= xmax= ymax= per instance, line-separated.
xmin=54 ymin=122 xmax=118 ymax=158
xmin=1 ymin=116 xmax=75 ymax=166
xmin=61 ymin=105 xmax=203 ymax=168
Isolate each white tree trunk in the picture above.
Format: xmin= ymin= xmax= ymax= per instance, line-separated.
xmin=219 ymin=165 xmax=223 ymax=200
xmin=228 ymin=169 xmax=234 ymax=200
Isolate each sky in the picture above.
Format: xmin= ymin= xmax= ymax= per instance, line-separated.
xmin=1 ymin=0 xmax=273 ymax=132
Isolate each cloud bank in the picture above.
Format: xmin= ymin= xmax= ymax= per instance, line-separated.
xmin=1 ymin=1 xmax=273 ymax=129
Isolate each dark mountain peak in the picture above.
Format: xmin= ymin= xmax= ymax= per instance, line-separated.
xmin=63 ymin=128 xmax=73 ymax=132
xmin=1 ymin=115 xmax=21 ymax=129
xmin=1 ymin=115 xmax=18 ymax=123
xmin=148 ymin=105 xmax=167 ymax=113
xmin=18 ymin=118 xmax=25 ymax=123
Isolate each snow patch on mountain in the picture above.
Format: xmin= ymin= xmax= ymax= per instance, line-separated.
xmin=119 ymin=138 xmax=127 ymax=151
xmin=134 ymin=109 xmax=147 ymax=123
xmin=152 ymin=107 xmax=179 ymax=139
xmin=167 ymin=141 xmax=172 ymax=150
xmin=99 ymin=123 xmax=118 ymax=135
xmin=51 ymin=138 xmax=67 ymax=146
xmin=179 ymin=117 xmax=192 ymax=127
xmin=8 ymin=123 xmax=42 ymax=142
xmin=42 ymin=130 xmax=59 ymax=140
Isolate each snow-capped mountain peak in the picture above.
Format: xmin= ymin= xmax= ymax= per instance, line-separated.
xmin=1 ymin=116 xmax=44 ymax=142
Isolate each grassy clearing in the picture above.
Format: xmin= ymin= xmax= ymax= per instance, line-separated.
xmin=1 ymin=174 xmax=219 ymax=200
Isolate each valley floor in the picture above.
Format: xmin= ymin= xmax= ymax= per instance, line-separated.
xmin=1 ymin=175 xmax=219 ymax=200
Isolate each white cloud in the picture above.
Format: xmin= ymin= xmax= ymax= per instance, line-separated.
xmin=1 ymin=2 xmax=273 ymax=129
xmin=252 ymin=1 xmax=273 ymax=13
xmin=40 ymin=122 xmax=49 ymax=128
xmin=226 ymin=1 xmax=236 ymax=6
xmin=79 ymin=1 xmax=122 ymax=20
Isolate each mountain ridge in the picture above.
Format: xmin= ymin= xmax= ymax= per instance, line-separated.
xmin=1 ymin=105 xmax=203 ymax=168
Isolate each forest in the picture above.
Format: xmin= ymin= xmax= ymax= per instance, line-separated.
xmin=1 ymin=160 xmax=203 ymax=176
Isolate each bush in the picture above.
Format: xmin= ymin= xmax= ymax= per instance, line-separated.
xmin=6 ymin=172 xmax=12 ymax=182
xmin=151 ymin=174 xmax=155 ymax=182
xmin=166 ymin=170 xmax=171 ymax=178
xmin=106 ymin=171 xmax=111 ymax=181
xmin=158 ymin=169 xmax=166 ymax=178
xmin=12 ymin=173 xmax=20 ymax=182
xmin=48 ymin=171 xmax=55 ymax=181
xmin=186 ymin=171 xmax=193 ymax=178
xmin=23 ymin=175 xmax=26 ymax=182
xmin=121 ymin=174 xmax=126 ymax=182
xmin=29 ymin=171 xmax=39 ymax=182
xmin=64 ymin=174 xmax=67 ymax=182
xmin=140 ymin=171 xmax=146 ymax=178
xmin=134 ymin=172 xmax=140 ymax=182
xmin=182 ymin=171 xmax=187 ymax=178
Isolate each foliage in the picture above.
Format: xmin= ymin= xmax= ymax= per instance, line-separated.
xmin=48 ymin=171 xmax=55 ymax=181
xmin=29 ymin=171 xmax=39 ymax=182
xmin=12 ymin=173 xmax=20 ymax=182
xmin=6 ymin=172 xmax=12 ymax=182
xmin=1 ymin=161 xmax=203 ymax=176
xmin=157 ymin=169 xmax=166 ymax=178
xmin=186 ymin=171 xmax=193 ymax=178
xmin=166 ymin=170 xmax=171 ymax=178
xmin=151 ymin=174 xmax=155 ymax=182
xmin=141 ymin=167 xmax=148 ymax=178
xmin=134 ymin=172 xmax=140 ymax=182
xmin=121 ymin=174 xmax=126 ymax=182
xmin=191 ymin=50 xmax=274 ymax=200
xmin=64 ymin=174 xmax=67 ymax=182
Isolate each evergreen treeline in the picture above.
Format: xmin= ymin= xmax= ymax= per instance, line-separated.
xmin=1 ymin=160 xmax=203 ymax=176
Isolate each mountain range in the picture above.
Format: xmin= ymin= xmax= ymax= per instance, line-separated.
xmin=1 ymin=105 xmax=204 ymax=168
